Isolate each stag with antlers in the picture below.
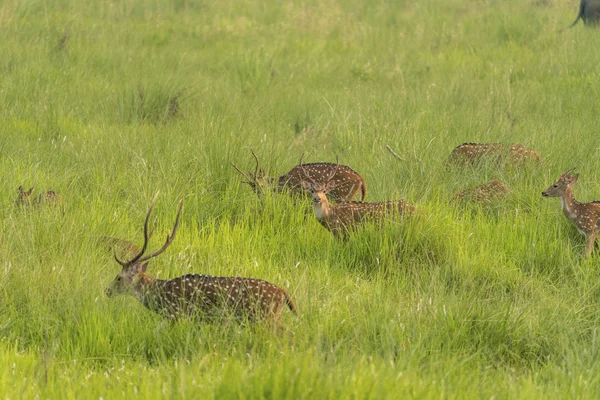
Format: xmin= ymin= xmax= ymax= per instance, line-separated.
xmin=231 ymin=150 xmax=366 ymax=203
xmin=105 ymin=193 xmax=296 ymax=329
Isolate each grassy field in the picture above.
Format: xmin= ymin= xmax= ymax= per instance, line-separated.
xmin=2 ymin=0 xmax=600 ymax=398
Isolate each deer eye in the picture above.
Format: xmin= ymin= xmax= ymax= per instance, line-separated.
xmin=553 ymin=184 xmax=558 ymax=188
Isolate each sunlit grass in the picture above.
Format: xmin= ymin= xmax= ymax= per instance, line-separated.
xmin=1 ymin=0 xmax=600 ymax=397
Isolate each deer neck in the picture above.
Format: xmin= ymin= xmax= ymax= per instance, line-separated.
xmin=560 ymin=187 xmax=579 ymax=221
xmin=314 ymin=198 xmax=332 ymax=221
xmin=131 ymin=273 xmax=161 ymax=306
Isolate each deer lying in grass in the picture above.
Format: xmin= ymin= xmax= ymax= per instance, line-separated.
xmin=105 ymin=193 xmax=296 ymax=329
xmin=447 ymin=143 xmax=541 ymax=166
xmin=300 ymin=161 xmax=416 ymax=238
xmin=101 ymin=236 xmax=144 ymax=260
xmin=17 ymin=186 xmax=63 ymax=207
xmin=542 ymin=169 xmax=600 ymax=258
xmin=451 ymin=180 xmax=511 ymax=204
xmin=232 ymin=150 xmax=366 ymax=202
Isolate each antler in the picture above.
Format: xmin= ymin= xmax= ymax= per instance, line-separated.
xmin=250 ymin=149 xmax=260 ymax=178
xmin=561 ymin=167 xmax=576 ymax=177
xmin=136 ymin=196 xmax=184 ymax=265
xmin=114 ymin=192 xmax=160 ymax=267
xmin=114 ymin=192 xmax=183 ymax=267
xmin=326 ymin=156 xmax=340 ymax=183
xmin=298 ymin=153 xmax=314 ymax=184
xmin=230 ymin=149 xmax=263 ymax=184
xmin=230 ymin=162 xmax=252 ymax=181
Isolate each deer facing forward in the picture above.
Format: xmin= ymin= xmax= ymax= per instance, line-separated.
xmin=542 ymin=169 xmax=600 ymax=258
xmin=106 ymin=193 xmax=296 ymax=329
xmin=300 ymin=161 xmax=416 ymax=238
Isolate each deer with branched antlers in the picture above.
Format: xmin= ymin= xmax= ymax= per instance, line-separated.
xmin=106 ymin=193 xmax=297 ymax=330
xmin=231 ymin=150 xmax=366 ymax=203
xmin=300 ymin=159 xmax=417 ymax=238
xmin=542 ymin=168 xmax=600 ymax=258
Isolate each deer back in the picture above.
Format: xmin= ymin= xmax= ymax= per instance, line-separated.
xmin=283 ymin=163 xmax=366 ymax=202
xmin=448 ymin=143 xmax=541 ymax=166
xmin=320 ymin=200 xmax=416 ymax=236
xmin=452 ymin=180 xmax=511 ymax=204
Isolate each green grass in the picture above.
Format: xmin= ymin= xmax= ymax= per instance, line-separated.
xmin=2 ymin=0 xmax=600 ymax=397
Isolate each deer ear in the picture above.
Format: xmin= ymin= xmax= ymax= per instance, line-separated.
xmin=27 ymin=187 xmax=35 ymax=195
xmin=326 ymin=181 xmax=336 ymax=192
xmin=571 ymin=174 xmax=579 ymax=183
xmin=301 ymin=180 xmax=312 ymax=190
xmin=18 ymin=186 xmax=23 ymax=194
xmin=132 ymin=262 xmax=148 ymax=274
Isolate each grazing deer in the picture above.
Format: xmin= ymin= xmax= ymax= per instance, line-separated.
xmin=447 ymin=143 xmax=541 ymax=166
xmin=451 ymin=180 xmax=511 ymax=204
xmin=542 ymin=168 xmax=600 ymax=258
xmin=17 ymin=186 xmax=63 ymax=207
xmin=300 ymin=161 xmax=416 ymax=238
xmin=105 ymin=193 xmax=296 ymax=329
xmin=231 ymin=150 xmax=366 ymax=203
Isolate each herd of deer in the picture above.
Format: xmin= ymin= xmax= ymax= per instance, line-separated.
xmin=16 ymin=143 xmax=600 ymax=331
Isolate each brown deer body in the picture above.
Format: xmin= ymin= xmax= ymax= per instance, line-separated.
xmin=448 ymin=143 xmax=541 ymax=166
xmin=300 ymin=162 xmax=416 ymax=238
xmin=17 ymin=186 xmax=63 ymax=207
xmin=542 ymin=169 xmax=600 ymax=258
xmin=452 ymin=180 xmax=511 ymax=204
xmin=232 ymin=151 xmax=366 ymax=202
xmin=105 ymin=194 xmax=296 ymax=328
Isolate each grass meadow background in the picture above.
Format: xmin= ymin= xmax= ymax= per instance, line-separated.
xmin=1 ymin=0 xmax=600 ymax=397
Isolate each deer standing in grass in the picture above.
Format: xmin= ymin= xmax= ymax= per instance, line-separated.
xmin=105 ymin=193 xmax=296 ymax=329
xmin=232 ymin=150 xmax=366 ymax=202
xmin=542 ymin=169 xmax=600 ymax=258
xmin=300 ymin=160 xmax=416 ymax=238
xmin=17 ymin=186 xmax=63 ymax=207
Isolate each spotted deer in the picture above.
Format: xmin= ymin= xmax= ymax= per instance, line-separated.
xmin=451 ymin=180 xmax=511 ymax=204
xmin=542 ymin=169 xmax=600 ymax=258
xmin=231 ymin=150 xmax=366 ymax=202
xmin=447 ymin=143 xmax=541 ymax=166
xmin=105 ymin=193 xmax=296 ymax=329
xmin=300 ymin=161 xmax=416 ymax=238
xmin=17 ymin=186 xmax=63 ymax=207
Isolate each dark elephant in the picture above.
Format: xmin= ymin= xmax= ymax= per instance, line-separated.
xmin=566 ymin=0 xmax=600 ymax=28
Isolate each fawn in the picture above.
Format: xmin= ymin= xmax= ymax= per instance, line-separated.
xmin=17 ymin=186 xmax=63 ymax=207
xmin=447 ymin=143 xmax=541 ymax=166
xmin=232 ymin=150 xmax=366 ymax=202
xmin=542 ymin=169 xmax=600 ymax=258
xmin=300 ymin=161 xmax=416 ymax=238
xmin=451 ymin=180 xmax=511 ymax=204
xmin=105 ymin=193 xmax=296 ymax=329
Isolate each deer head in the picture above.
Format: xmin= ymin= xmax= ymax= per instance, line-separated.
xmin=17 ymin=186 xmax=35 ymax=205
xmin=105 ymin=193 xmax=183 ymax=298
xmin=542 ymin=168 xmax=578 ymax=197
xmin=300 ymin=155 xmax=339 ymax=205
xmin=231 ymin=150 xmax=274 ymax=195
